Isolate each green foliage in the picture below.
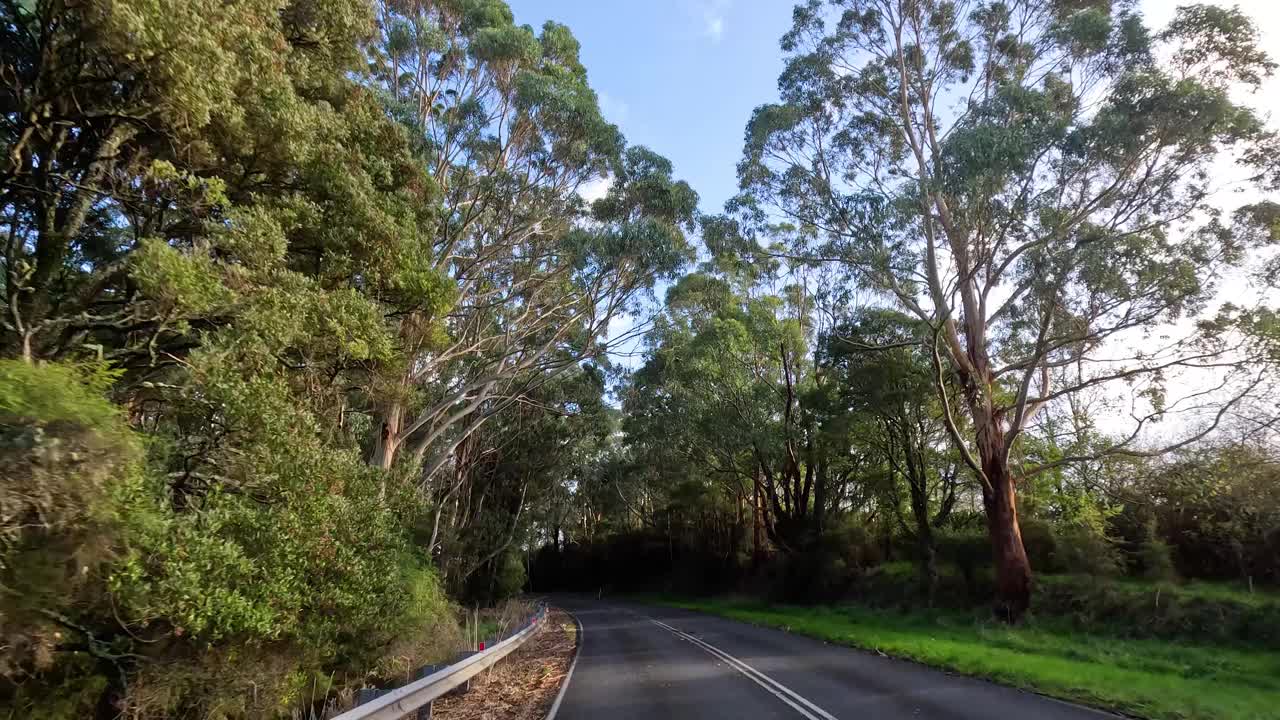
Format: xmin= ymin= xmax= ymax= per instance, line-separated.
xmin=1051 ymin=527 xmax=1124 ymax=577
xmin=0 ymin=0 xmax=699 ymax=713
xmin=0 ymin=360 xmax=128 ymax=435
xmin=0 ymin=358 xmax=460 ymax=718
xmin=131 ymin=238 xmax=239 ymax=316
xmin=724 ymin=0 xmax=1280 ymax=617
xmin=1128 ymin=446 xmax=1280 ymax=584
xmin=1034 ymin=574 xmax=1280 ymax=647
xmin=1137 ymin=533 xmax=1179 ymax=583
xmin=935 ymin=525 xmax=993 ymax=595
xmin=492 ymin=552 xmax=528 ymax=602
xmin=0 ymin=361 xmax=146 ymax=693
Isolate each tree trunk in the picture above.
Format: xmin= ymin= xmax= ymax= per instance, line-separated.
xmin=979 ymin=435 xmax=1032 ymax=621
xmin=369 ymin=401 xmax=404 ymax=471
xmin=920 ymin=535 xmax=938 ymax=608
xmin=908 ymin=474 xmax=938 ymax=607
xmin=752 ymin=475 xmax=764 ymax=570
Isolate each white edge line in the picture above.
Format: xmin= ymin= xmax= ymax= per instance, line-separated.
xmin=649 ymin=617 xmax=839 ymax=720
xmin=653 ymin=613 xmax=1120 ymax=720
xmin=543 ymin=608 xmax=584 ymax=720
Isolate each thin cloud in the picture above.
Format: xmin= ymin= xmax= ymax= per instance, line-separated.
xmin=579 ymin=176 xmax=613 ymax=204
xmin=598 ymin=91 xmax=630 ymax=124
xmin=706 ymin=15 xmax=724 ymax=41
xmin=697 ymin=0 xmax=731 ymax=43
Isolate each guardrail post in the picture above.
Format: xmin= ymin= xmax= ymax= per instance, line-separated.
xmin=416 ymin=700 xmax=432 ymax=719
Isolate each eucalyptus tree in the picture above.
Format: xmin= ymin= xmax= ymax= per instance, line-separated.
xmin=435 ymin=363 xmax=611 ymax=600
xmin=823 ymin=308 xmax=960 ymax=600
xmin=365 ymin=1 xmax=697 ymax=475
xmin=624 ymin=268 xmax=867 ymax=557
xmin=729 ymin=0 xmax=1279 ymax=617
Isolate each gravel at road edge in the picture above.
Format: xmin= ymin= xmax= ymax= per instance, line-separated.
xmin=432 ymin=608 xmax=578 ymax=720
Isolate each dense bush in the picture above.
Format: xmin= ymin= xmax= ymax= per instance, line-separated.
xmin=0 ymin=362 xmax=148 ymax=715
xmin=934 ymin=526 xmax=991 ymax=598
xmin=1128 ymin=447 xmax=1280 ymax=585
xmin=0 ymin=361 xmax=458 ymax=718
xmin=1135 ymin=520 xmax=1180 ymax=582
xmin=1051 ymin=527 xmax=1124 ymax=577
xmin=490 ymin=551 xmax=529 ymax=603
xmin=1034 ymin=574 xmax=1280 ymax=646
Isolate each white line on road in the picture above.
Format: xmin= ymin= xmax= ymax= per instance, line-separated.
xmin=544 ymin=609 xmax=583 ymax=720
xmin=649 ymin=617 xmax=840 ymax=720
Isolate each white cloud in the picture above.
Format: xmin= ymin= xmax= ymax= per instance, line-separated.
xmin=579 ymin=175 xmax=613 ymax=204
xmin=706 ymin=15 xmax=725 ymax=41
xmin=695 ymin=0 xmax=731 ymax=43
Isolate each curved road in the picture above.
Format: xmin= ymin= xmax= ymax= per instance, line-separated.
xmin=550 ymin=597 xmax=1114 ymax=720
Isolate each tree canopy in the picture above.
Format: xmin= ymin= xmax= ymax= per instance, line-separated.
xmin=3 ymin=1 xmax=1280 ymax=717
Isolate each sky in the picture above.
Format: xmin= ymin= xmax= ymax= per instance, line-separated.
xmin=505 ymin=0 xmax=794 ymax=212
xmin=506 ymin=0 xmax=1280 ymax=218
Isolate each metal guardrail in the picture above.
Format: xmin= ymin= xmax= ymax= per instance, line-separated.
xmin=332 ymin=604 xmax=548 ymax=720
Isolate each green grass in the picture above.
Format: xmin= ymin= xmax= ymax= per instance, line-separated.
xmin=650 ymin=596 xmax=1280 ymax=720
xmin=1103 ymin=576 xmax=1277 ymax=607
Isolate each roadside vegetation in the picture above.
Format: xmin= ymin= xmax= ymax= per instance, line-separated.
xmin=4 ymin=0 xmax=1280 ymax=718
xmin=656 ymin=590 xmax=1280 ymax=720
xmin=2 ymin=0 xmax=690 ymax=717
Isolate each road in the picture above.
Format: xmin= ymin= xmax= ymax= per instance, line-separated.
xmin=549 ymin=597 xmax=1114 ymax=720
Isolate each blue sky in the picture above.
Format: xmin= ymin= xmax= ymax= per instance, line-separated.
xmin=506 ymin=1 xmax=1280 ymax=219
xmin=506 ymin=0 xmax=796 ymax=214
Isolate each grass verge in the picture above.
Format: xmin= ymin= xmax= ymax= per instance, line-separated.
xmin=650 ymin=597 xmax=1280 ymax=720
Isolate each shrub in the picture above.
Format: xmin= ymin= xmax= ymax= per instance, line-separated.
xmin=1133 ymin=446 xmax=1280 ymax=585
xmin=1052 ymin=527 xmax=1124 ymax=576
xmin=764 ymin=522 xmax=883 ymax=604
xmin=492 ymin=551 xmax=528 ymax=601
xmin=0 ymin=361 xmax=460 ymax=719
xmin=0 ymin=360 xmax=151 ymax=718
xmin=1136 ymin=521 xmax=1179 ymax=581
xmin=1035 ymin=574 xmax=1280 ymax=646
xmin=825 ymin=518 xmax=884 ymax=571
xmin=935 ymin=526 xmax=990 ymax=597
xmin=1019 ymin=518 xmax=1059 ymax=572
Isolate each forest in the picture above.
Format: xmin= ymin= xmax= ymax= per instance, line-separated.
xmin=1 ymin=0 xmax=1279 ymax=718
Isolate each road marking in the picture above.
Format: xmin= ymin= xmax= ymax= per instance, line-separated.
xmin=544 ymin=609 xmax=583 ymax=720
xmin=649 ymin=617 xmax=840 ymax=720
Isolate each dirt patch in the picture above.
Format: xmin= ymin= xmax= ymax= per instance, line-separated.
xmin=431 ymin=608 xmax=578 ymax=720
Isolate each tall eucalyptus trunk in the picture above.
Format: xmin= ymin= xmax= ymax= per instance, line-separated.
xmin=976 ymin=417 xmax=1031 ymax=621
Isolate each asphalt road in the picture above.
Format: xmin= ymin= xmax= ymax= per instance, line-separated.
xmin=550 ymin=597 xmax=1115 ymax=720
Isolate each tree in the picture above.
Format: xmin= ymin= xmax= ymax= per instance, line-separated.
xmin=728 ymin=0 xmax=1279 ymax=618
xmin=0 ymin=1 xmax=476 ymax=714
xmin=433 ymin=363 xmax=613 ymax=601
xmin=624 ymin=266 xmax=871 ymax=561
xmin=0 ymin=0 xmax=697 ymax=714
xmin=823 ymin=308 xmax=960 ymax=602
xmin=363 ymin=1 xmax=696 ymax=476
